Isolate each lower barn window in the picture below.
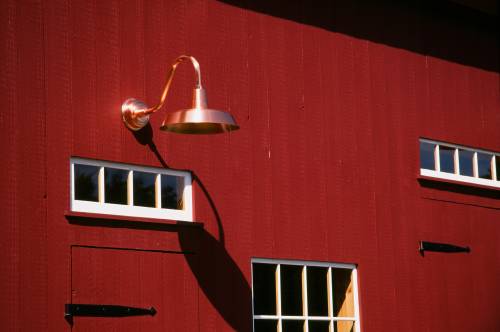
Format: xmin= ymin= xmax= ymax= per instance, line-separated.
xmin=70 ymin=157 xmax=192 ymax=221
xmin=252 ymin=259 xmax=361 ymax=332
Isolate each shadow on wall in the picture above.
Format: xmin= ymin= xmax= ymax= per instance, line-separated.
xmin=178 ymin=228 xmax=252 ymax=332
xmin=218 ymin=0 xmax=498 ymax=72
xmin=134 ymin=125 xmax=253 ymax=332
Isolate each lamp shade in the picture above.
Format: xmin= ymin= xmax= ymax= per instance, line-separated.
xmin=160 ymin=87 xmax=239 ymax=134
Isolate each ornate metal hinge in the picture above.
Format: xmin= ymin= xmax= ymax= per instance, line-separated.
xmin=419 ymin=241 xmax=470 ymax=254
xmin=65 ymin=304 xmax=156 ymax=318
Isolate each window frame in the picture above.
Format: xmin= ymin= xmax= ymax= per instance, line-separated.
xmin=251 ymin=258 xmax=361 ymax=332
xmin=70 ymin=157 xmax=193 ymax=221
xmin=419 ymin=138 xmax=500 ymax=189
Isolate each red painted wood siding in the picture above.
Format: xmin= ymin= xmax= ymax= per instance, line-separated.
xmin=0 ymin=0 xmax=498 ymax=331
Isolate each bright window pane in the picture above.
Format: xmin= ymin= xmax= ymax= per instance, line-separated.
xmin=420 ymin=141 xmax=435 ymax=170
xmin=477 ymin=153 xmax=492 ymax=179
xmin=458 ymin=150 xmax=474 ymax=177
xmin=253 ymin=263 xmax=277 ymax=315
xmin=254 ymin=319 xmax=277 ymax=332
xmin=439 ymin=146 xmax=455 ymax=173
xmin=161 ymin=175 xmax=184 ymax=210
xmin=104 ymin=168 xmax=128 ymax=205
xmin=133 ymin=171 xmax=156 ymax=207
xmin=332 ymin=268 xmax=354 ymax=317
xmin=334 ymin=320 xmax=355 ymax=332
xmin=74 ymin=164 xmax=99 ymax=202
xmin=282 ymin=320 xmax=304 ymax=332
xmin=281 ymin=265 xmax=303 ymax=316
xmin=307 ymin=267 xmax=328 ymax=316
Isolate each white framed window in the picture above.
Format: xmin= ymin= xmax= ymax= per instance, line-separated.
xmin=419 ymin=139 xmax=500 ymax=189
xmin=70 ymin=157 xmax=193 ymax=221
xmin=252 ymin=258 xmax=361 ymax=332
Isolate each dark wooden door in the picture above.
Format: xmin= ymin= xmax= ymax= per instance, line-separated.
xmin=70 ymin=246 xmax=198 ymax=331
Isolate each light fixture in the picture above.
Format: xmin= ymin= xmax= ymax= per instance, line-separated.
xmin=121 ymin=55 xmax=239 ymax=134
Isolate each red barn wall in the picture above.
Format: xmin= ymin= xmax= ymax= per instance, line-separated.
xmin=0 ymin=0 xmax=499 ymax=331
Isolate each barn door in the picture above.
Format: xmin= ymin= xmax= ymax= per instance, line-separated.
xmin=68 ymin=246 xmax=198 ymax=331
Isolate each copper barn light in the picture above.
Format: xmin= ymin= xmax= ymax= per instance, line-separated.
xmin=121 ymin=55 xmax=239 ymax=134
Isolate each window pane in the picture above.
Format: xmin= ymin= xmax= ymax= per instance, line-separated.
xmin=439 ymin=146 xmax=455 ymax=173
xmin=253 ymin=263 xmax=277 ymax=315
xmin=134 ymin=171 xmax=156 ymax=207
xmin=477 ymin=153 xmax=492 ymax=179
xmin=307 ymin=267 xmax=328 ymax=316
xmin=161 ymin=175 xmax=184 ymax=210
xmin=74 ymin=164 xmax=99 ymax=202
xmin=281 ymin=265 xmax=303 ymax=316
xmin=282 ymin=320 xmax=304 ymax=332
xmin=420 ymin=141 xmax=436 ymax=170
xmin=104 ymin=168 xmax=128 ymax=205
xmin=334 ymin=320 xmax=355 ymax=332
xmin=332 ymin=268 xmax=354 ymax=317
xmin=308 ymin=320 xmax=330 ymax=332
xmin=496 ymin=156 xmax=500 ymax=181
xmin=254 ymin=319 xmax=277 ymax=332
xmin=458 ymin=150 xmax=474 ymax=177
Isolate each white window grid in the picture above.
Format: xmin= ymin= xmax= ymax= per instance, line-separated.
xmin=420 ymin=138 xmax=500 ymax=189
xmin=251 ymin=258 xmax=361 ymax=332
xmin=70 ymin=157 xmax=193 ymax=221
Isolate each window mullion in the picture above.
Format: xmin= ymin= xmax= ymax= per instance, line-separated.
xmin=155 ymin=174 xmax=161 ymax=208
xmin=128 ymin=170 xmax=133 ymax=206
xmin=98 ymin=166 xmax=104 ymax=204
xmin=327 ymin=267 xmax=334 ymax=332
xmin=491 ymin=155 xmax=497 ymax=181
xmin=473 ymin=152 xmax=478 ymax=177
xmin=303 ymin=266 xmax=309 ymax=332
xmin=352 ymin=268 xmax=361 ymax=332
xmin=276 ymin=264 xmax=282 ymax=332
xmin=435 ymin=145 xmax=441 ymax=172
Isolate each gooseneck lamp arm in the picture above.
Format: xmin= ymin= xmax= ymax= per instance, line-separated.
xmin=121 ymin=55 xmax=239 ymax=134
xmin=143 ymin=55 xmax=202 ymax=116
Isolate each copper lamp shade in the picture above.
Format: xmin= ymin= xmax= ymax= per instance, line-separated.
xmin=121 ymin=55 xmax=239 ymax=134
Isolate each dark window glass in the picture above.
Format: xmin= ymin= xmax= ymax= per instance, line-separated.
xmin=477 ymin=153 xmax=492 ymax=179
xmin=496 ymin=156 xmax=500 ymax=181
xmin=252 ymin=263 xmax=277 ymax=315
xmin=332 ymin=269 xmax=354 ymax=317
xmin=458 ymin=150 xmax=474 ymax=177
xmin=308 ymin=320 xmax=330 ymax=332
xmin=420 ymin=141 xmax=436 ymax=170
xmin=74 ymin=164 xmax=99 ymax=201
xmin=161 ymin=175 xmax=184 ymax=210
xmin=282 ymin=320 xmax=303 ymax=332
xmin=307 ymin=267 xmax=328 ymax=316
xmin=133 ymin=171 xmax=156 ymax=207
xmin=333 ymin=321 xmax=355 ymax=332
xmin=104 ymin=168 xmax=128 ymax=205
xmin=254 ymin=319 xmax=277 ymax=332
xmin=439 ymin=146 xmax=455 ymax=173
xmin=281 ymin=265 xmax=303 ymax=316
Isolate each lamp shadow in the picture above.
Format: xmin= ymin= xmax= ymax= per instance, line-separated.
xmin=133 ymin=125 xmax=252 ymax=331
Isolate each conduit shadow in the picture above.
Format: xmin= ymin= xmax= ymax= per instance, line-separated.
xmin=133 ymin=125 xmax=252 ymax=331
